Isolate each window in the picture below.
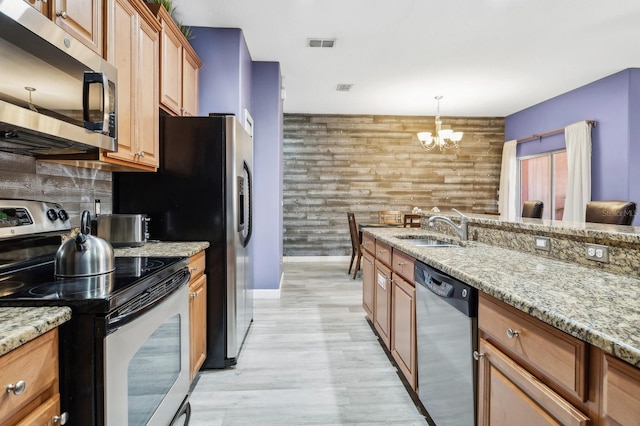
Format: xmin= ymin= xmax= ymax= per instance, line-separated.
xmin=519 ymin=150 xmax=567 ymax=220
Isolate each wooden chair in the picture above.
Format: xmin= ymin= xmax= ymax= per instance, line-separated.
xmin=403 ymin=214 xmax=421 ymax=228
xmin=347 ymin=212 xmax=363 ymax=279
xmin=522 ymin=200 xmax=544 ymax=219
xmin=378 ymin=210 xmax=402 ymax=225
xmin=585 ymin=201 xmax=637 ymax=225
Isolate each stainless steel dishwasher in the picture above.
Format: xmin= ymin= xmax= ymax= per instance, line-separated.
xmin=415 ymin=260 xmax=478 ymax=426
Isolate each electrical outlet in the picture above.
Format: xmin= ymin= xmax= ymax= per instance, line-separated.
xmin=534 ymin=236 xmax=550 ymax=251
xmin=586 ymin=243 xmax=609 ymax=263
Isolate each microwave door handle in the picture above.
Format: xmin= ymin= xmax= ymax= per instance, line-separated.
xmin=82 ymin=71 xmax=108 ymax=132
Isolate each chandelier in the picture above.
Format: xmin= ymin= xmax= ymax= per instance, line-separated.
xmin=417 ymin=96 xmax=463 ymax=151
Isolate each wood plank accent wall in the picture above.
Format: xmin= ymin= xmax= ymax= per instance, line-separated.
xmin=0 ymin=152 xmax=112 ymax=225
xmin=283 ymin=114 xmax=505 ymax=256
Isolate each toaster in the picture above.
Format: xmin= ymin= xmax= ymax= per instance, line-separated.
xmin=97 ymin=214 xmax=149 ymax=247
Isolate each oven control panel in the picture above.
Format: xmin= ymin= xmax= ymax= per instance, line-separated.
xmin=0 ymin=200 xmax=71 ymax=239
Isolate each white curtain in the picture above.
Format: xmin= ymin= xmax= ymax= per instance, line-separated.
xmin=563 ymin=121 xmax=592 ymax=222
xmin=498 ymin=140 xmax=518 ymax=220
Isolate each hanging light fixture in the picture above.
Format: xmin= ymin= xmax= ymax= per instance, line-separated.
xmin=417 ymin=95 xmax=463 ymax=151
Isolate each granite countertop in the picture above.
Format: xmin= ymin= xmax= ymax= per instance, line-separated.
xmin=114 ymin=241 xmax=209 ymax=258
xmin=363 ymin=226 xmax=640 ymax=367
xmin=0 ymin=307 xmax=72 ymax=357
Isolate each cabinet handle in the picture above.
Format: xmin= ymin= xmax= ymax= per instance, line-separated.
xmin=190 ymin=266 xmax=198 ymax=272
xmin=506 ymin=328 xmax=520 ymax=339
xmin=6 ymin=380 xmax=26 ymax=395
xmin=56 ymin=10 xmax=67 ymax=18
xmin=191 ymin=290 xmax=200 ymax=299
xmin=53 ymin=412 xmax=69 ymax=424
xmin=473 ymin=350 xmax=484 ymax=361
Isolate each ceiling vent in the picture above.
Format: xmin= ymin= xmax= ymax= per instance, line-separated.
xmin=336 ymin=84 xmax=353 ymax=92
xmin=307 ymin=38 xmax=336 ymax=48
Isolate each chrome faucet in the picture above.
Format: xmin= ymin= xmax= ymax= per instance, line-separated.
xmin=427 ymin=208 xmax=468 ymax=241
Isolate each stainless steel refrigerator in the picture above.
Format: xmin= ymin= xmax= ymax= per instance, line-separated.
xmin=113 ymin=114 xmax=253 ymax=369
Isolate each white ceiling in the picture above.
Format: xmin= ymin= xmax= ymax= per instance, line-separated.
xmin=171 ymin=0 xmax=640 ymax=117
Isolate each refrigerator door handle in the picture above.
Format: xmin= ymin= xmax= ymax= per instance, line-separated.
xmin=239 ymin=160 xmax=253 ymax=247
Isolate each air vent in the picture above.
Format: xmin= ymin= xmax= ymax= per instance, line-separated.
xmin=307 ymin=38 xmax=336 ymax=48
xmin=336 ymin=84 xmax=353 ymax=92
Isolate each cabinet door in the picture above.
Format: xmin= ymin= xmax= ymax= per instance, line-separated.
xmin=189 ymin=274 xmax=207 ymax=381
xmin=182 ymin=51 xmax=200 ymax=116
xmin=53 ymin=0 xmax=103 ymax=54
xmin=135 ymin=14 xmax=159 ymax=168
xmin=107 ymin=0 xmax=137 ymax=164
xmin=159 ymin=18 xmax=183 ymax=116
xmin=374 ymin=260 xmax=392 ymax=349
xmin=362 ymin=250 xmax=375 ymax=320
xmin=391 ymin=274 xmax=416 ymax=390
xmin=477 ymin=339 xmax=590 ymax=426
xmin=601 ymin=353 xmax=640 ymax=425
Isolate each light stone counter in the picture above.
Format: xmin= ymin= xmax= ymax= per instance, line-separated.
xmin=363 ymin=226 xmax=640 ymax=367
xmin=114 ymin=241 xmax=209 ymax=258
xmin=0 ymin=307 xmax=71 ymax=356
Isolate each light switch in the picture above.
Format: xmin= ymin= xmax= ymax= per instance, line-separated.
xmin=534 ymin=236 xmax=550 ymax=251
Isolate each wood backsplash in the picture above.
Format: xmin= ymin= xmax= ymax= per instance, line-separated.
xmin=283 ymin=114 xmax=505 ymax=256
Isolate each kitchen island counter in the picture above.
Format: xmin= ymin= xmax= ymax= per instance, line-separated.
xmin=114 ymin=241 xmax=209 ymax=258
xmin=364 ymin=226 xmax=640 ymax=367
xmin=0 ymin=307 xmax=71 ymax=356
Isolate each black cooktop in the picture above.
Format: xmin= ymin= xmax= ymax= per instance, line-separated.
xmin=0 ymin=256 xmax=188 ymax=314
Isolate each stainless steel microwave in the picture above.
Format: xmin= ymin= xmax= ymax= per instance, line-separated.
xmin=0 ymin=0 xmax=117 ymax=156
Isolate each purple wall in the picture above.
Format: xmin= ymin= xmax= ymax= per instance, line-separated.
xmin=191 ymin=27 xmax=284 ymax=291
xmin=252 ymin=62 xmax=283 ymax=290
xmin=506 ymin=69 xmax=639 ymax=222
xmin=190 ymin=27 xmax=252 ymax=118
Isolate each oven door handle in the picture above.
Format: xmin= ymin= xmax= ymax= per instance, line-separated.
xmin=106 ymin=272 xmax=190 ymax=332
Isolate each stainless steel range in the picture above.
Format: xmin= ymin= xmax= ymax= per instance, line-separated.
xmin=0 ymin=200 xmax=191 ymax=426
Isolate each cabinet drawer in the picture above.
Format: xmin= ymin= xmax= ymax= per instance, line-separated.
xmin=478 ymin=293 xmax=587 ymax=401
xmin=0 ymin=329 xmax=58 ymax=424
xmin=362 ymin=233 xmax=375 ymax=254
xmin=189 ymin=251 xmax=206 ymax=281
xmin=392 ymin=249 xmax=415 ymax=282
xmin=375 ymin=240 xmax=392 ymax=267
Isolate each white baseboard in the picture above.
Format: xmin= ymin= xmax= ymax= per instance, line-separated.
xmin=283 ymin=256 xmax=350 ymax=263
xmin=253 ymin=288 xmax=281 ymax=299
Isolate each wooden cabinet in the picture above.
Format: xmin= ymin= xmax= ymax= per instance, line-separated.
xmin=23 ymin=0 xmax=49 ymax=15
xmin=188 ymin=251 xmax=207 ymax=381
xmin=0 ymin=329 xmax=66 ymax=425
xmin=374 ymin=240 xmax=392 ymax=268
xmin=52 ymin=0 xmax=103 ymax=55
xmin=477 ymin=338 xmax=590 ymax=426
xmin=362 ymin=233 xmax=375 ymax=255
xmin=391 ymin=273 xmax=416 ymax=390
xmin=104 ymin=0 xmax=160 ymax=171
xmin=147 ymin=3 xmax=202 ymax=117
xmin=373 ymin=259 xmax=392 ymax=349
xmin=362 ymin=250 xmax=375 ymax=320
xmin=479 ymin=292 xmax=588 ymax=401
xmin=477 ymin=293 xmax=591 ymax=425
xmin=600 ymin=353 xmax=640 ymax=425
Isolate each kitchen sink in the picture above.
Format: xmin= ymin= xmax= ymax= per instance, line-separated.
xmin=399 ymin=238 xmax=459 ymax=247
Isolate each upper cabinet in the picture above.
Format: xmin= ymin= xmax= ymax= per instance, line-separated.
xmin=147 ymin=3 xmax=202 ymax=117
xmin=104 ymin=0 xmax=161 ymax=171
xmin=24 ymin=0 xmax=104 ymax=55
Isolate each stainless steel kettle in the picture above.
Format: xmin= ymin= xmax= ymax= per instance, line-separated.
xmin=55 ymin=211 xmax=115 ymax=277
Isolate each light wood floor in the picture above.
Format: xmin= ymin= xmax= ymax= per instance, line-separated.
xmin=189 ymin=260 xmax=428 ymax=425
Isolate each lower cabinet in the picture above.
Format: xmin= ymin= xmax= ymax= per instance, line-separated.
xmin=477 ymin=338 xmax=590 ymax=426
xmin=390 ymin=273 xmax=416 ymax=390
xmin=373 ymin=259 xmax=392 ymax=349
xmin=0 ymin=329 xmax=67 ymax=425
xmin=188 ymin=251 xmax=207 ymax=382
xmin=601 ymin=353 xmax=640 ymax=425
xmin=362 ymin=250 xmax=375 ymax=320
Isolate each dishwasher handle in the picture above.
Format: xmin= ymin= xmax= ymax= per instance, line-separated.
xmin=425 ymin=276 xmax=454 ymax=298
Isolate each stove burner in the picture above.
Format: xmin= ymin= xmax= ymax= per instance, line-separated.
xmin=116 ymin=258 xmax=166 ymax=276
xmin=29 ymin=273 xmax=115 ymax=298
xmin=0 ymin=280 xmax=25 ymax=297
